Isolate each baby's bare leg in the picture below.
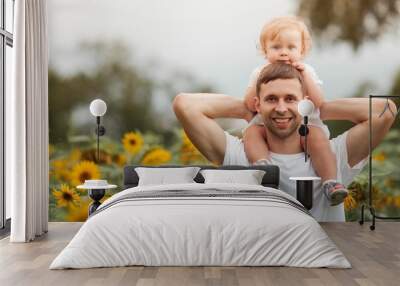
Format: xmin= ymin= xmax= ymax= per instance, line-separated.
xmin=300 ymin=126 xmax=336 ymax=182
xmin=243 ymin=125 xmax=269 ymax=164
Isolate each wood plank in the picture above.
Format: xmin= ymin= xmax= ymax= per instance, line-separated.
xmin=0 ymin=222 xmax=399 ymax=286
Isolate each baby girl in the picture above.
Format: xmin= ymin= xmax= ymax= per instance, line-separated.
xmin=243 ymin=16 xmax=348 ymax=206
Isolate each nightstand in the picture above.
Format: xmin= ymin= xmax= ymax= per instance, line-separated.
xmin=77 ymin=180 xmax=117 ymax=216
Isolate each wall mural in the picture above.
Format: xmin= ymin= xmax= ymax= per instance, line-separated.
xmin=48 ymin=0 xmax=400 ymax=222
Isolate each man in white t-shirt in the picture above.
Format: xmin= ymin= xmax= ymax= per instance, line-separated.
xmin=173 ymin=63 xmax=396 ymax=221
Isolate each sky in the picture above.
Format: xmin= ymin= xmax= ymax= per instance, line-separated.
xmin=48 ymin=0 xmax=400 ymax=102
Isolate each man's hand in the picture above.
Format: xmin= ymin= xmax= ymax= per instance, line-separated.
xmin=173 ymin=93 xmax=252 ymax=165
xmin=244 ymin=94 xmax=257 ymax=113
xmin=244 ymin=84 xmax=258 ymax=113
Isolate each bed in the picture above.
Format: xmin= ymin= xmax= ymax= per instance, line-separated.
xmin=50 ymin=165 xmax=350 ymax=269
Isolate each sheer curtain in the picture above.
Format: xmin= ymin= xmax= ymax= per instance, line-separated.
xmin=6 ymin=0 xmax=49 ymax=242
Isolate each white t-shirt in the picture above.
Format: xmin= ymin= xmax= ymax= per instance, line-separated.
xmin=247 ymin=64 xmax=329 ymax=138
xmin=223 ymin=131 xmax=368 ymax=222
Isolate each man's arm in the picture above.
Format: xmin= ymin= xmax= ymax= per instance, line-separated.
xmin=320 ymin=98 xmax=396 ymax=167
xmin=173 ymin=93 xmax=253 ymax=165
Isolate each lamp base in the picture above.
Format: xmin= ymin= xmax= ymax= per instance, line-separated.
xmin=88 ymin=188 xmax=105 ymax=216
xmin=296 ymin=180 xmax=313 ymax=210
xmin=289 ymin=177 xmax=321 ymax=210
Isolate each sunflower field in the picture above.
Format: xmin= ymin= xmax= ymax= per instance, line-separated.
xmin=49 ymin=129 xmax=209 ymax=222
xmin=345 ymin=129 xmax=400 ymax=221
xmin=49 ymin=128 xmax=400 ymax=222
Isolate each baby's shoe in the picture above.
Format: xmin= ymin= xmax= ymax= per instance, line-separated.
xmin=322 ymin=180 xmax=349 ymax=206
xmin=253 ymin=159 xmax=269 ymax=166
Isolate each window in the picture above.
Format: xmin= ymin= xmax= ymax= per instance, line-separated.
xmin=1 ymin=0 xmax=14 ymax=233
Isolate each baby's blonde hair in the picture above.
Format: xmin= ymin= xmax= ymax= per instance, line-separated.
xmin=259 ymin=16 xmax=312 ymax=57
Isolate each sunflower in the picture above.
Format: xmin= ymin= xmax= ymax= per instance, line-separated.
xmin=113 ymin=153 xmax=127 ymax=167
xmin=180 ymin=130 xmax=205 ymax=164
xmin=384 ymin=178 xmax=395 ymax=188
xmin=141 ymin=147 xmax=172 ymax=166
xmin=122 ymin=131 xmax=144 ymax=155
xmin=52 ymin=184 xmax=80 ymax=208
xmin=373 ymin=151 xmax=385 ymax=162
xmin=394 ymin=196 xmax=400 ymax=208
xmin=68 ymin=148 xmax=82 ymax=162
xmin=51 ymin=159 xmax=70 ymax=181
xmin=70 ymin=160 xmax=101 ymax=187
xmin=344 ymin=193 xmax=357 ymax=211
xmin=81 ymin=149 xmax=112 ymax=164
xmin=384 ymin=196 xmax=394 ymax=206
xmin=66 ymin=198 xmax=90 ymax=222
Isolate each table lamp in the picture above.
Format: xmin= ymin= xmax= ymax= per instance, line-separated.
xmin=291 ymin=99 xmax=320 ymax=210
xmin=85 ymin=99 xmax=109 ymax=215
xmin=89 ymin=99 xmax=107 ymax=163
xmin=298 ymin=99 xmax=314 ymax=162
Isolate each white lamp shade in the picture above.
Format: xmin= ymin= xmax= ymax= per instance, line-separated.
xmin=90 ymin=99 xmax=107 ymax=117
xmin=298 ymin=99 xmax=314 ymax=117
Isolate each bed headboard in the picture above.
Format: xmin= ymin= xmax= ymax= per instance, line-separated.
xmin=123 ymin=165 xmax=280 ymax=189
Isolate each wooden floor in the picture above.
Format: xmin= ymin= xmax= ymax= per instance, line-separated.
xmin=0 ymin=222 xmax=399 ymax=286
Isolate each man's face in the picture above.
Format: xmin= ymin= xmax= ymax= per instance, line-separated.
xmin=255 ymin=78 xmax=303 ymax=139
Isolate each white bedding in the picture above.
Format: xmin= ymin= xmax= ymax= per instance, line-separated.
xmin=50 ymin=183 xmax=351 ymax=269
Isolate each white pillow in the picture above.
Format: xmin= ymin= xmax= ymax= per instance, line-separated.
xmin=200 ymin=169 xmax=266 ymax=185
xmin=135 ymin=167 xmax=201 ymax=186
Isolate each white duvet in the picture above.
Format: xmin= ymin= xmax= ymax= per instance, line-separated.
xmin=50 ymin=183 xmax=351 ymax=269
